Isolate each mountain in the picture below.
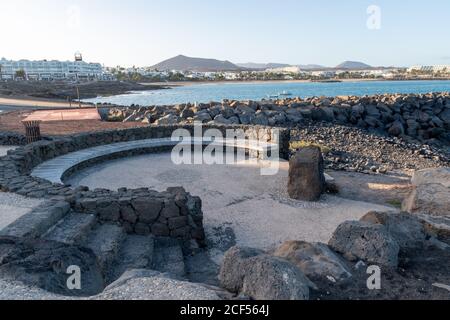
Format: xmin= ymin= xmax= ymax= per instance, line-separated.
xmin=297 ymin=64 xmax=326 ymax=70
xmin=151 ymin=55 xmax=241 ymax=72
xmin=335 ymin=61 xmax=372 ymax=69
xmin=237 ymin=63 xmax=326 ymax=70
xmin=236 ymin=62 xmax=291 ymax=70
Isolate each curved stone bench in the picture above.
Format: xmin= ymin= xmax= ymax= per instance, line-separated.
xmin=31 ymin=137 xmax=279 ymax=184
xmin=0 ymin=124 xmax=290 ymax=246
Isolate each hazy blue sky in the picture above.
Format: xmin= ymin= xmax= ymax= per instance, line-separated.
xmin=1 ymin=0 xmax=449 ymax=67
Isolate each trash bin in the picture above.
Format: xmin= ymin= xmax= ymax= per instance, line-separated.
xmin=22 ymin=120 xmax=42 ymax=144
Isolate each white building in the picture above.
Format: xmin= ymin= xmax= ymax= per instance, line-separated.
xmin=0 ymin=56 xmax=107 ymax=81
xmin=266 ymin=66 xmax=306 ymax=74
xmin=407 ymin=65 xmax=450 ymax=73
xmin=311 ymin=70 xmax=336 ymax=78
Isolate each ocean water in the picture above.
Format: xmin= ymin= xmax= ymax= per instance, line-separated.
xmin=84 ymin=80 xmax=450 ymax=106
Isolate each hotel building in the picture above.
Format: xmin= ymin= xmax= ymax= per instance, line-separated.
xmin=0 ymin=55 xmax=112 ymax=81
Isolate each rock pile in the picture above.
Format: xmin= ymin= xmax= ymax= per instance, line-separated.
xmin=291 ymin=123 xmax=449 ymax=173
xmin=0 ymin=131 xmax=26 ymax=146
xmin=105 ymin=92 xmax=450 ymax=147
xmin=218 ymin=210 xmax=450 ymax=300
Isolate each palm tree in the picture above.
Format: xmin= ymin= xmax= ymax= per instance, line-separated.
xmin=15 ymin=69 xmax=26 ymax=80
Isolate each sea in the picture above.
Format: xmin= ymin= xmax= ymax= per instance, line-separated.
xmin=83 ymin=80 xmax=450 ymax=106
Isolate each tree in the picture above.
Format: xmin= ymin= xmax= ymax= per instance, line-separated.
xmin=15 ymin=69 xmax=26 ymax=80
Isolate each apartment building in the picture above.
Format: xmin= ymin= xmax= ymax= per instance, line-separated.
xmin=0 ymin=57 xmax=111 ymax=81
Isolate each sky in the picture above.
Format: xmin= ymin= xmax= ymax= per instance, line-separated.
xmin=1 ymin=0 xmax=449 ymax=68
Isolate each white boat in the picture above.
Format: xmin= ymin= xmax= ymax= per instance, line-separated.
xmin=279 ymin=91 xmax=293 ymax=96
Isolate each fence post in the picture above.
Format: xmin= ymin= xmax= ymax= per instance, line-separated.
xmin=22 ymin=120 xmax=42 ymax=144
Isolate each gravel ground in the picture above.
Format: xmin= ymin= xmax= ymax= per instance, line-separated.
xmin=0 ymin=192 xmax=43 ymax=231
xmin=0 ymin=146 xmax=17 ymax=157
xmin=0 ymin=279 xmax=71 ymax=300
xmin=291 ymin=123 xmax=449 ymax=174
xmin=66 ymin=152 xmax=393 ymax=262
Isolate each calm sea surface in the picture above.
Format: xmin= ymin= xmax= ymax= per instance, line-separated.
xmin=84 ymin=80 xmax=450 ymax=106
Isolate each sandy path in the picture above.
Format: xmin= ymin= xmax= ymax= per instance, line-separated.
xmin=0 ymin=96 xmax=91 ymax=108
xmin=66 ymin=153 xmax=393 ymax=256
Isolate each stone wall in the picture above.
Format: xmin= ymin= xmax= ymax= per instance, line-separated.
xmin=0 ymin=124 xmax=289 ymax=245
xmin=73 ymin=187 xmax=205 ymax=245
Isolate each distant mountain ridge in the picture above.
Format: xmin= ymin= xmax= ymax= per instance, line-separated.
xmin=236 ymin=62 xmax=291 ymax=70
xmin=151 ymin=55 xmax=241 ymax=72
xmin=237 ymin=63 xmax=326 ymax=70
xmin=151 ymin=55 xmax=377 ymax=72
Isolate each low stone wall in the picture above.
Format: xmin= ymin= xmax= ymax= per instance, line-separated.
xmin=0 ymin=131 xmax=26 ymax=146
xmin=74 ymin=187 xmax=205 ymax=245
xmin=0 ymin=124 xmax=289 ymax=245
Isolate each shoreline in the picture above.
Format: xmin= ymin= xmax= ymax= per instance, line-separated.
xmin=1 ymin=78 xmax=450 ymax=110
xmin=145 ymin=78 xmax=450 ymax=87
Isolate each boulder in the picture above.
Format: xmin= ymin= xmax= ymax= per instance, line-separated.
xmin=219 ymin=246 xmax=264 ymax=293
xmin=360 ymin=211 xmax=427 ymax=251
xmin=213 ymin=115 xmax=232 ymax=125
xmin=388 ymin=120 xmax=405 ymax=137
xmin=328 ymin=221 xmax=400 ymax=267
xmin=288 ymin=146 xmax=325 ymax=201
xmin=402 ymin=183 xmax=450 ymax=217
xmin=411 ymin=167 xmax=450 ymax=188
xmin=155 ymin=114 xmax=180 ymax=125
xmin=0 ymin=236 xmax=104 ymax=297
xmin=274 ymin=241 xmax=352 ymax=282
xmin=193 ymin=112 xmax=212 ymax=123
xmin=180 ymin=108 xmax=195 ymax=119
xmin=219 ymin=247 xmax=313 ymax=300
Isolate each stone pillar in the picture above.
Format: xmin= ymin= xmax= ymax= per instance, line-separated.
xmin=288 ymin=146 xmax=325 ymax=201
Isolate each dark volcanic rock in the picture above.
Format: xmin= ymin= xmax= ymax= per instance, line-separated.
xmin=328 ymin=221 xmax=400 ymax=267
xmin=0 ymin=236 xmax=104 ymax=297
xmin=360 ymin=211 xmax=427 ymax=252
xmin=274 ymin=241 xmax=352 ymax=282
xmin=219 ymin=246 xmax=313 ymax=300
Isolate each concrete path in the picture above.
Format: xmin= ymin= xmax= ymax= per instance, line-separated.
xmin=0 ymin=193 xmax=43 ymax=231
